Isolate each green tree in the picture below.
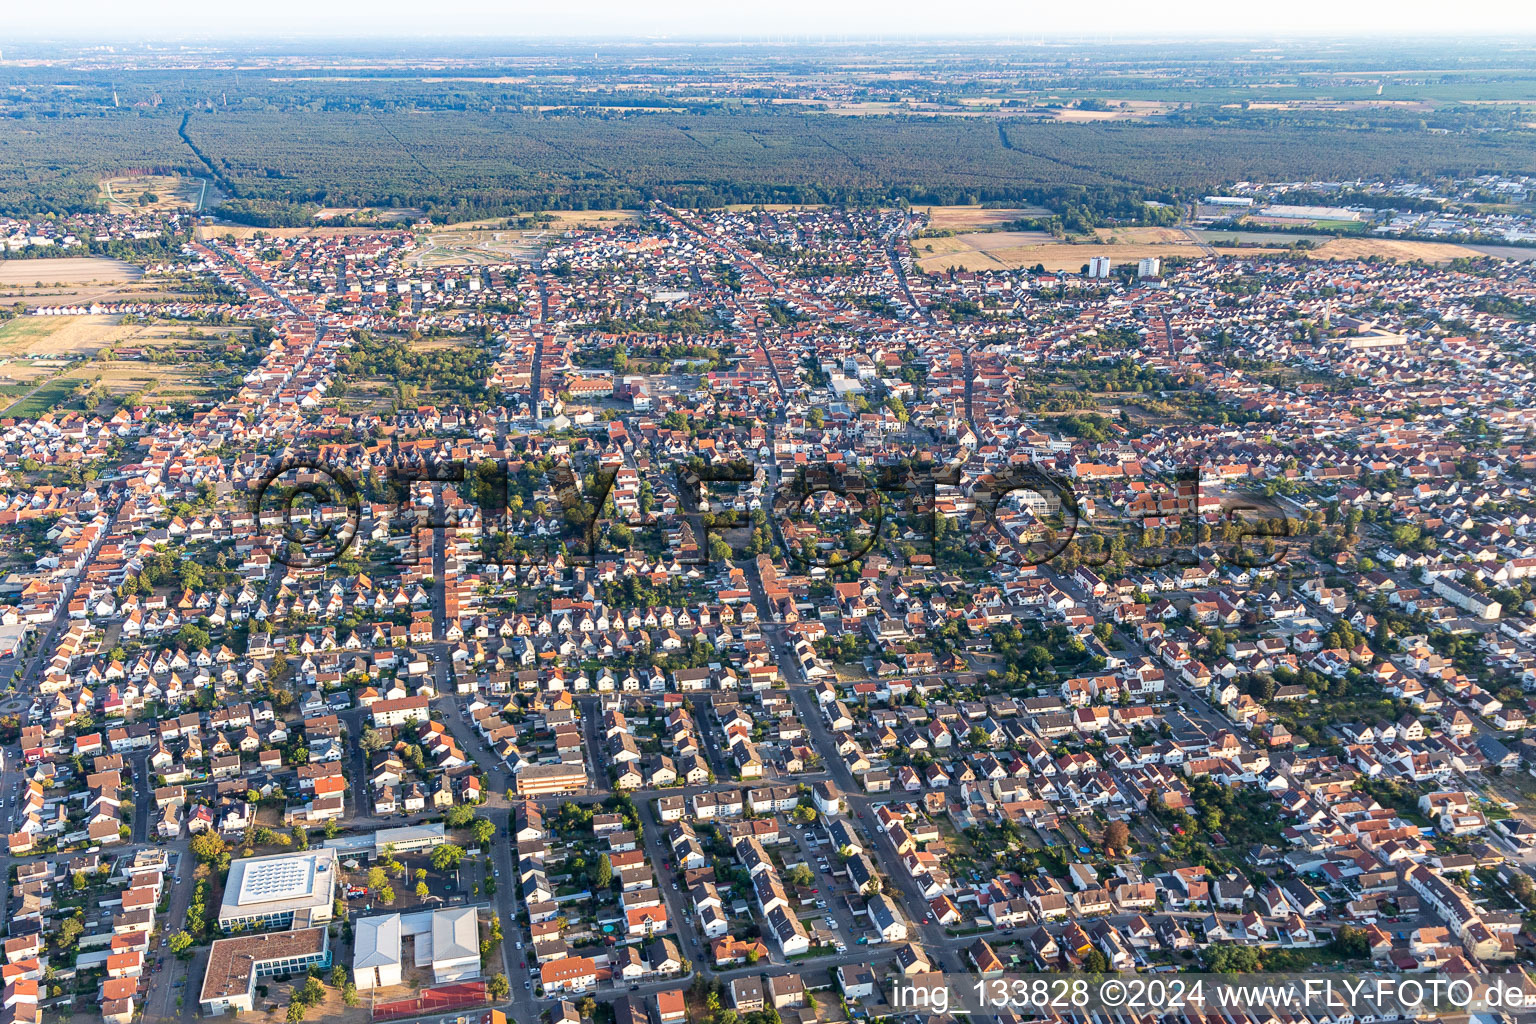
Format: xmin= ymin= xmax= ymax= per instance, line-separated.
xmin=190 ymin=831 xmax=227 ymax=864
xmin=593 ymin=853 xmax=613 ymax=888
xmin=358 ymin=727 xmax=388 ymax=755
xmin=169 ymin=931 xmax=194 ymax=956
xmin=297 ymin=976 xmax=325 ymax=1006
xmin=56 ymin=916 xmax=84 ymax=950
xmin=430 ymin=843 xmax=466 ymax=872
xmin=1330 ymin=925 xmax=1370 ymax=960
xmin=487 ymin=973 xmax=510 ymax=1001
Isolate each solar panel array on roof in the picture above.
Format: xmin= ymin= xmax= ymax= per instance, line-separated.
xmin=239 ymin=857 xmax=313 ymax=903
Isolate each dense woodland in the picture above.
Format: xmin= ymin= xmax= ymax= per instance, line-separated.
xmin=1 ymin=41 xmax=1534 ymax=223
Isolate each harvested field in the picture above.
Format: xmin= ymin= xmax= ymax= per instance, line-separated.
xmin=1306 ymin=237 xmax=1482 ymax=262
xmin=918 ymin=205 xmax=1053 ymax=231
xmin=536 ymin=209 xmax=640 ymax=230
xmin=0 ymin=315 xmax=118 ymax=356
xmin=412 ymin=228 xmax=538 ymax=266
xmin=0 ymin=315 xmax=245 ymax=357
xmin=917 ymin=236 xmax=1246 ymax=272
xmin=915 ymin=229 xmax=1490 ymax=272
xmin=1092 ymin=227 xmax=1190 ymax=244
xmin=0 ymin=258 xmax=146 ymax=310
xmin=0 ymin=258 xmax=140 ymax=287
xmin=914 ymin=231 xmax=1056 ymax=268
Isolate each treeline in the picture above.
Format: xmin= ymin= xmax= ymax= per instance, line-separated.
xmin=3 ymin=102 xmax=1535 ymax=225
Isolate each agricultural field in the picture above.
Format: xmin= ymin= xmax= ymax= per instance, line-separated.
xmin=0 ymin=315 xmax=247 ymax=358
xmin=535 ymin=209 xmax=642 ymax=231
xmin=917 ymin=205 xmax=1054 ymax=231
xmin=0 ymin=258 xmax=140 ymax=287
xmin=1049 ymin=100 xmax=1183 ymax=121
xmin=1306 ymin=237 xmax=1485 ymax=262
xmin=916 ymin=227 xmax=1488 ymax=271
xmin=0 ymin=258 xmax=144 ymax=309
xmin=1091 ymin=226 xmax=1191 ymax=244
xmin=0 ymin=317 xmax=116 ymax=357
xmin=0 ymin=358 xmax=237 ymax=418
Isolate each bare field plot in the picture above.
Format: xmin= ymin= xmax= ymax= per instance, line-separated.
xmin=0 ymin=258 xmax=144 ymax=309
xmin=0 ymin=315 xmax=119 ymax=356
xmin=919 ymin=239 xmax=1286 ymax=272
xmin=1051 ymin=100 xmax=1181 ymax=121
xmin=1307 ymin=237 xmax=1482 ymax=262
xmin=917 ymin=230 xmax=1486 ymax=273
xmin=315 ymin=206 xmax=422 ymax=222
xmin=915 ymin=231 xmax=1056 ymax=262
xmin=919 ymin=205 xmax=1053 ymax=231
xmin=0 ymin=316 xmax=243 ymax=358
xmin=537 ymin=209 xmax=640 ymax=230
xmin=0 ymin=258 xmax=140 ymax=287
xmin=1092 ymin=227 xmax=1190 ymax=244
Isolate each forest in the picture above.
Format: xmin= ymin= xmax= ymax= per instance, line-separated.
xmin=1 ymin=40 xmax=1534 ymax=223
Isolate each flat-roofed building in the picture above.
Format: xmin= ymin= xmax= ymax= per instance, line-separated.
xmin=326 ymin=822 xmax=448 ymax=860
xmin=200 ymin=928 xmax=330 ymax=1015
xmin=516 ymin=762 xmax=587 ymax=796
xmin=217 ymin=849 xmax=337 ymax=931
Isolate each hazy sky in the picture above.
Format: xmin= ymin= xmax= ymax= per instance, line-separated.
xmin=7 ymin=0 xmax=1536 ymax=40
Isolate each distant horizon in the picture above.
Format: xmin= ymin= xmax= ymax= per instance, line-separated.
xmin=6 ymin=0 xmax=1536 ymax=46
xmin=8 ymin=31 xmax=1536 ymax=45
